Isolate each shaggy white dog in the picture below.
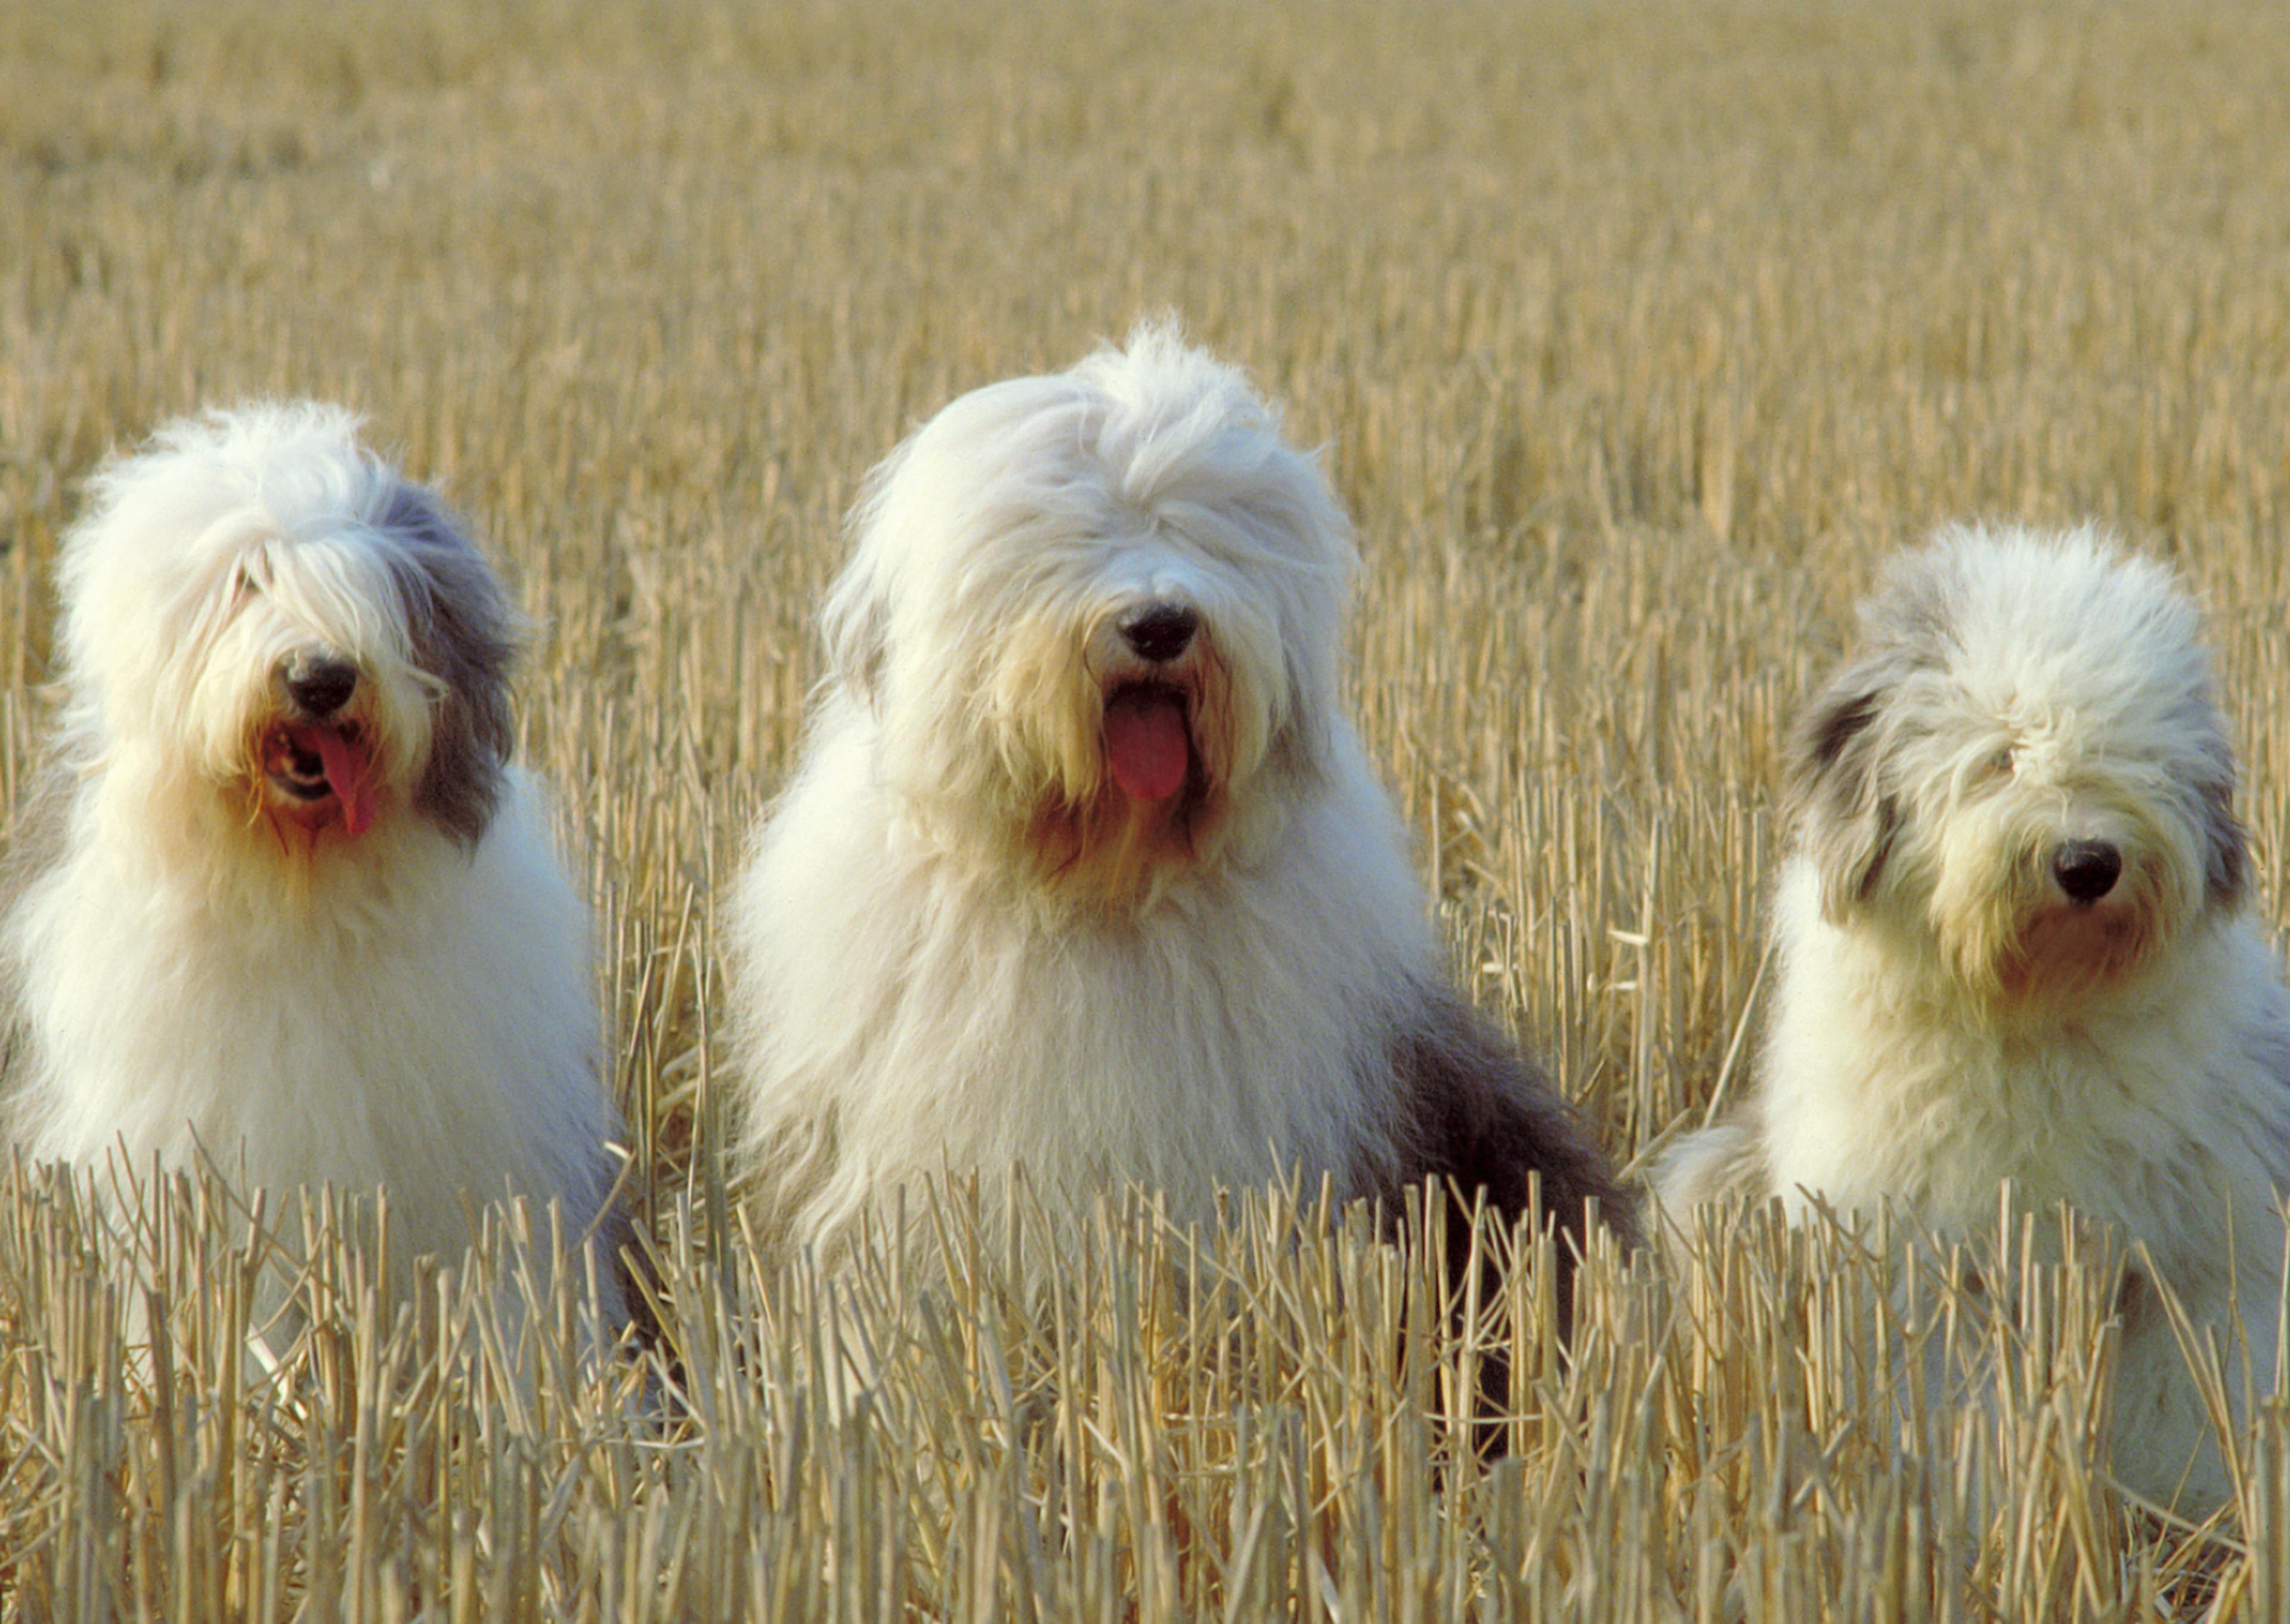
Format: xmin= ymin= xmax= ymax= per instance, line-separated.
xmin=1658 ymin=525 xmax=2290 ymax=1510
xmin=727 ymin=321 xmax=1628 ymax=1301
xmin=1 ymin=404 xmax=626 ymax=1321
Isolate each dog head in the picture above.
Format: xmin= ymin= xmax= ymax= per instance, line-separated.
xmin=819 ymin=320 xmax=1353 ymax=909
xmin=57 ymin=404 xmax=518 ymax=863
xmin=1790 ymin=525 xmax=2243 ymax=1012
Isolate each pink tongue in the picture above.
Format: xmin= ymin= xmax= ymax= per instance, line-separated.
xmin=1103 ymin=689 xmax=1190 ymax=801
xmin=302 ymin=726 xmax=378 ymax=837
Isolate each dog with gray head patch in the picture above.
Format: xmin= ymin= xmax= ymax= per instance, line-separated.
xmin=725 ymin=321 xmax=1633 ymax=1335
xmin=0 ymin=403 xmax=627 ymax=1327
xmin=1657 ymin=523 xmax=2290 ymax=1511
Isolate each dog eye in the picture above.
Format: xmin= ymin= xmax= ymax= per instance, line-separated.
xmin=1985 ymin=746 xmax=2015 ymax=779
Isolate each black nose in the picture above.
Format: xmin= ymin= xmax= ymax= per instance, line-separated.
xmin=1120 ymin=603 xmax=1198 ymax=664
xmin=2053 ymin=840 xmax=2122 ymax=904
xmin=284 ymin=657 xmax=359 ymax=718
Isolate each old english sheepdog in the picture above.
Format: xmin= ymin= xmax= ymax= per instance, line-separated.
xmin=725 ymin=321 xmax=1630 ymax=1318
xmin=1657 ymin=524 xmax=2290 ymax=1510
xmin=1 ymin=404 xmax=627 ymax=1323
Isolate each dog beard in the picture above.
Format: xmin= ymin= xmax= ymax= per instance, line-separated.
xmin=255 ymin=717 xmax=382 ymax=838
xmin=1930 ymin=839 xmax=2177 ymax=1012
xmin=1022 ymin=656 xmax=1247 ymax=909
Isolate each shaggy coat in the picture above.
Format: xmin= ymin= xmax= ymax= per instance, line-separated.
xmin=728 ymin=323 xmax=1630 ymax=1307
xmin=1659 ymin=526 xmax=2290 ymax=1510
xmin=1 ymin=405 xmax=625 ymax=1318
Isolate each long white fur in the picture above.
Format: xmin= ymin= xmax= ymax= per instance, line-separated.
xmin=2 ymin=404 xmax=623 ymax=1316
xmin=1660 ymin=525 xmax=2290 ymax=1511
xmin=728 ymin=323 xmax=1467 ymax=1258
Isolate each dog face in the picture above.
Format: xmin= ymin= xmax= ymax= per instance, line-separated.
xmin=57 ymin=405 xmax=517 ymax=860
xmin=821 ymin=322 xmax=1353 ymax=906
xmin=1791 ymin=526 xmax=2243 ymax=1009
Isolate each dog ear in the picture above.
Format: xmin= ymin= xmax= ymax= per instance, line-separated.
xmin=821 ymin=436 xmax=936 ymax=709
xmin=1790 ymin=661 xmax=1902 ymax=920
xmin=377 ymin=481 xmax=519 ymax=845
xmin=1273 ymin=644 xmax=1336 ymax=781
xmin=820 ymin=548 xmax=890 ymax=707
xmin=2202 ymin=776 xmax=2248 ymax=910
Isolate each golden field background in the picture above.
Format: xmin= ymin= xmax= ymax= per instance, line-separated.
xmin=4 ymin=0 xmax=2290 ymax=1616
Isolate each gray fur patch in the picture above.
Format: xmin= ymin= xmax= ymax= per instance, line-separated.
xmin=1360 ymin=977 xmax=1633 ymax=1409
xmin=375 ymin=481 xmax=519 ymax=846
xmin=2201 ymin=775 xmax=2248 ymax=910
xmin=1369 ymin=978 xmax=1638 ymax=1257
xmin=1274 ymin=645 xmax=1336 ymax=785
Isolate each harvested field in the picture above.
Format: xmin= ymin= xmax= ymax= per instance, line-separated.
xmin=3 ymin=0 xmax=2288 ymax=1615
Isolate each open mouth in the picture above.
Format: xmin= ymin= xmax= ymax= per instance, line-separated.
xmin=1101 ymin=681 xmax=1194 ymax=802
xmin=260 ymin=721 xmax=379 ymax=836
